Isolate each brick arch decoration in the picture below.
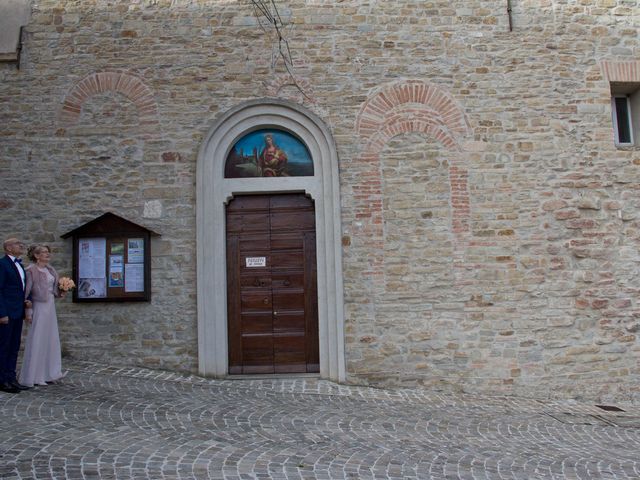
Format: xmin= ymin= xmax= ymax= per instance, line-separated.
xmin=353 ymin=80 xmax=472 ymax=288
xmin=601 ymin=60 xmax=640 ymax=82
xmin=59 ymin=71 xmax=159 ymax=129
xmin=356 ymin=80 xmax=470 ymax=149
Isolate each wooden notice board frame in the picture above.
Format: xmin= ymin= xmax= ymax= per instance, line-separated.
xmin=61 ymin=212 xmax=159 ymax=303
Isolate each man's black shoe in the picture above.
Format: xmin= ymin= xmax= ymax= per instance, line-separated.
xmin=9 ymin=381 xmax=31 ymax=391
xmin=0 ymin=383 xmax=20 ymax=394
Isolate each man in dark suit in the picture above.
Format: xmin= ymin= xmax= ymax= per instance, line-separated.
xmin=0 ymin=237 xmax=30 ymax=393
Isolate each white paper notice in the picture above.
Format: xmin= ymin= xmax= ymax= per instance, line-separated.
xmin=127 ymin=238 xmax=144 ymax=263
xmin=77 ymin=278 xmax=106 ymax=298
xmin=78 ymin=238 xmax=106 ymax=279
xmin=124 ymin=263 xmax=144 ymax=292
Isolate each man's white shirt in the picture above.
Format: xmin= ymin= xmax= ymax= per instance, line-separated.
xmin=8 ymin=255 xmax=25 ymax=289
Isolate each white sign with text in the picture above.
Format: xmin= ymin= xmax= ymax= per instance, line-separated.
xmin=245 ymin=257 xmax=267 ymax=268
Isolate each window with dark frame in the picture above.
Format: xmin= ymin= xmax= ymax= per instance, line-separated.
xmin=610 ymin=82 xmax=640 ymax=148
xmin=612 ymin=95 xmax=633 ymax=145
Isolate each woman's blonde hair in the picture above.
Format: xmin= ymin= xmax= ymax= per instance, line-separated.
xmin=27 ymin=244 xmax=50 ymax=262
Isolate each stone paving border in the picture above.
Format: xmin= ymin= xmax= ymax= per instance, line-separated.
xmin=1 ymin=361 xmax=639 ymax=479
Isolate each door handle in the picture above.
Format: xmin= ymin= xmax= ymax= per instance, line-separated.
xmin=273 ymin=311 xmax=278 ymax=316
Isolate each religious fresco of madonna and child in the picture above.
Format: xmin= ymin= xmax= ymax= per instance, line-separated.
xmin=224 ymin=129 xmax=314 ymax=178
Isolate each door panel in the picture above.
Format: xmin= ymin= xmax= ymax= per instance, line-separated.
xmin=274 ymin=334 xmax=307 ymax=373
xmin=271 ymin=211 xmax=315 ymax=231
xmin=226 ymin=193 xmax=319 ymax=374
xmin=242 ymin=334 xmax=275 ymax=374
xmin=272 ymin=292 xmax=305 ymax=311
xmin=273 ymin=312 xmax=306 ymax=333
xmin=304 ymin=232 xmax=319 ymax=372
xmin=240 ymin=293 xmax=272 ymax=310
xmin=240 ymin=275 xmax=272 ymax=289
xmin=271 ymin=251 xmax=305 ymax=269
xmin=269 ymin=194 xmax=312 ymax=209
xmin=239 ymin=234 xmax=271 ymax=252
xmin=226 ymin=235 xmax=242 ymax=374
xmin=270 ymin=234 xmax=303 ymax=250
xmin=272 ymin=273 xmax=304 ymax=289
xmin=241 ymin=313 xmax=273 ymax=334
xmin=226 ymin=213 xmax=270 ymax=233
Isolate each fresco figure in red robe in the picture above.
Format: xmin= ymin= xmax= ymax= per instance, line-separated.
xmin=258 ymin=134 xmax=288 ymax=177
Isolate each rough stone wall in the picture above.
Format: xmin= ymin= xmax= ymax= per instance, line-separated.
xmin=1 ymin=0 xmax=639 ymax=404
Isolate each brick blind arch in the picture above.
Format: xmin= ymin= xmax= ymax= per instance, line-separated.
xmin=601 ymin=60 xmax=640 ymax=82
xmin=59 ymin=71 xmax=159 ymax=129
xmin=353 ymin=80 xmax=472 ymax=288
xmin=356 ymin=80 xmax=470 ymax=148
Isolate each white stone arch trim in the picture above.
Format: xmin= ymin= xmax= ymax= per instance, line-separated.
xmin=196 ymin=98 xmax=345 ymax=382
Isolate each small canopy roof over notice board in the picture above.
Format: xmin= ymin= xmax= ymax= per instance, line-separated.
xmin=0 ymin=0 xmax=31 ymax=67
xmin=61 ymin=212 xmax=160 ymax=303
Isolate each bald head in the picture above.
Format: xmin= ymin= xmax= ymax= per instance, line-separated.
xmin=3 ymin=238 xmax=25 ymax=256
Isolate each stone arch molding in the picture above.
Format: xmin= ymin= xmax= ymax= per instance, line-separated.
xmin=59 ymin=71 xmax=159 ymax=130
xmin=196 ymin=98 xmax=345 ymax=382
xmin=353 ymin=80 xmax=472 ymax=288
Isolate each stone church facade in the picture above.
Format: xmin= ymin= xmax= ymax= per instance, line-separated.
xmin=1 ymin=0 xmax=639 ymax=404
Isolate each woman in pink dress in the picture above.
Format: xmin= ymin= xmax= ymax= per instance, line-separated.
xmin=258 ymin=134 xmax=288 ymax=177
xmin=19 ymin=245 xmax=66 ymax=387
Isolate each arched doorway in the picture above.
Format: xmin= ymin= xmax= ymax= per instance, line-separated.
xmin=196 ymin=99 xmax=345 ymax=381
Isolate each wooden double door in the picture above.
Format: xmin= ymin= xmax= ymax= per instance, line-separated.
xmin=226 ymin=194 xmax=319 ymax=374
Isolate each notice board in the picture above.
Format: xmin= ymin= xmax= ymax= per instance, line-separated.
xmin=61 ymin=213 xmax=159 ymax=302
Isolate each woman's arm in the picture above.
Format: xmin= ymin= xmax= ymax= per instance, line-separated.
xmin=24 ymin=268 xmax=33 ymax=322
xmin=51 ymin=266 xmax=62 ymax=298
xmin=24 ymin=268 xmax=33 ymax=301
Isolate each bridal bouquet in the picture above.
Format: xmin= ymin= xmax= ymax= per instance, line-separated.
xmin=59 ymin=277 xmax=76 ymax=292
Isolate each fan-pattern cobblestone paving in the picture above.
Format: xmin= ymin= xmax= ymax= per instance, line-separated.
xmin=1 ymin=362 xmax=639 ymax=479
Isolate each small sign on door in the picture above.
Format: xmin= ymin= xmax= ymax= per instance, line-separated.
xmin=245 ymin=257 xmax=266 ymax=268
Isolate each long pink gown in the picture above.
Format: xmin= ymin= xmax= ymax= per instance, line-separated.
xmin=19 ymin=267 xmax=64 ymax=386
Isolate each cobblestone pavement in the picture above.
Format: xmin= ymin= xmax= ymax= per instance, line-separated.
xmin=1 ymin=362 xmax=639 ymax=479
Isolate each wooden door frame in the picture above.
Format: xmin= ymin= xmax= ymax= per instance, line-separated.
xmin=196 ymin=99 xmax=345 ymax=382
